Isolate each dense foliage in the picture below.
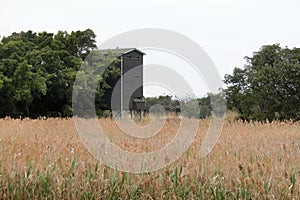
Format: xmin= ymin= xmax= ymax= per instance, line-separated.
xmin=1 ymin=30 xmax=299 ymax=120
xmin=0 ymin=30 xmax=121 ymax=118
xmin=0 ymin=30 xmax=95 ymax=117
xmin=144 ymin=94 xmax=222 ymax=119
xmin=224 ymin=44 xmax=300 ymax=121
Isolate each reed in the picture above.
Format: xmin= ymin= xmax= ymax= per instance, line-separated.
xmin=0 ymin=117 xmax=299 ymax=199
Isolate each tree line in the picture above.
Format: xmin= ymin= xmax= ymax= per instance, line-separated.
xmin=0 ymin=30 xmax=299 ymax=120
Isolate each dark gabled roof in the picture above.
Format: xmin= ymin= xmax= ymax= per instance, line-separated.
xmin=98 ymin=48 xmax=146 ymax=57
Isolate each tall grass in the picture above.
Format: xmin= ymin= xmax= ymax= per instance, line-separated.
xmin=0 ymin=117 xmax=299 ymax=199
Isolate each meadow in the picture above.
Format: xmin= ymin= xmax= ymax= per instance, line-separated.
xmin=0 ymin=116 xmax=299 ymax=199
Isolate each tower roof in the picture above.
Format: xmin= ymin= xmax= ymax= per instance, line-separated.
xmin=98 ymin=48 xmax=146 ymax=57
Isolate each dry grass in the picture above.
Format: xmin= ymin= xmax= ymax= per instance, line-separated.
xmin=0 ymin=116 xmax=299 ymax=199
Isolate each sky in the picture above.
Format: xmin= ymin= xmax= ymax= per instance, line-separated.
xmin=1 ymin=0 xmax=300 ymax=97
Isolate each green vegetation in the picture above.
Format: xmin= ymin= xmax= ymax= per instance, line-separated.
xmin=224 ymin=44 xmax=300 ymax=121
xmin=0 ymin=30 xmax=120 ymax=118
xmin=0 ymin=30 xmax=96 ymax=117
xmin=145 ymin=93 xmax=225 ymax=119
xmin=0 ymin=30 xmax=299 ymax=121
xmin=1 ymin=162 xmax=289 ymax=200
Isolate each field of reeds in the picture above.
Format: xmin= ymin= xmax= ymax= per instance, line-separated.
xmin=0 ymin=115 xmax=299 ymax=199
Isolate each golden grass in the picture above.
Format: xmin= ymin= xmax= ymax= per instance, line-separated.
xmin=0 ymin=117 xmax=299 ymax=199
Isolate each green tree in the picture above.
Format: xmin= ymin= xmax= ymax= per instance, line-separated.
xmin=12 ymin=61 xmax=47 ymax=117
xmin=145 ymin=95 xmax=180 ymax=114
xmin=0 ymin=29 xmax=98 ymax=118
xmin=72 ymin=50 xmax=122 ymax=117
xmin=224 ymin=44 xmax=300 ymax=121
xmin=66 ymin=29 xmax=97 ymax=60
xmin=0 ymin=74 xmax=15 ymax=117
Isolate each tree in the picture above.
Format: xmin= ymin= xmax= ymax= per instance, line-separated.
xmin=145 ymin=95 xmax=180 ymax=114
xmin=66 ymin=29 xmax=97 ymax=60
xmin=0 ymin=74 xmax=15 ymax=117
xmin=0 ymin=29 xmax=98 ymax=118
xmin=13 ymin=61 xmax=47 ymax=117
xmin=72 ymin=50 xmax=121 ymax=117
xmin=224 ymin=44 xmax=300 ymax=121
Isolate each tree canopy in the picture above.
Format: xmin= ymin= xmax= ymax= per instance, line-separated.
xmin=224 ymin=44 xmax=300 ymax=121
xmin=0 ymin=29 xmax=118 ymax=118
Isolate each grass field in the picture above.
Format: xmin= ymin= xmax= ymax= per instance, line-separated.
xmin=0 ymin=116 xmax=299 ymax=199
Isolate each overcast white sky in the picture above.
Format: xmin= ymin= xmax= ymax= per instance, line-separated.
xmin=1 ymin=0 xmax=300 ymax=97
